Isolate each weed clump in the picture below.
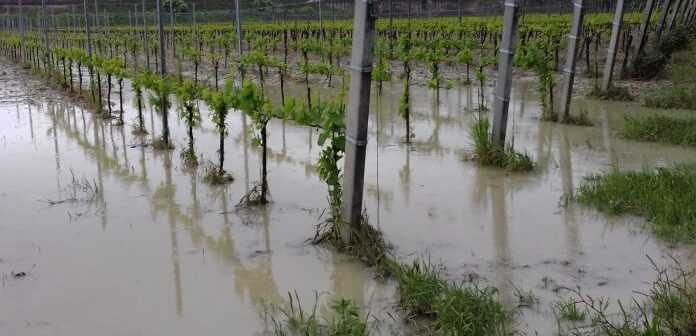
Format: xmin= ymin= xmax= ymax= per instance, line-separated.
xmin=553 ymin=298 xmax=585 ymax=322
xmin=563 ymin=109 xmax=594 ymax=126
xmin=260 ymin=292 xmax=369 ymax=336
xmin=644 ymin=85 xmax=696 ymax=110
xmin=180 ymin=148 xmax=199 ymax=168
xmin=236 ymin=181 xmax=269 ymax=209
xmin=621 ymin=113 xmax=696 ymax=147
xmin=386 ymin=259 xmax=509 ymax=335
xmin=152 ymin=136 xmax=173 ymax=151
xmin=469 ymin=116 xmax=535 ymax=172
xmin=314 ymin=214 xmax=389 ymax=268
xmin=573 ymin=166 xmax=696 ymax=242
xmin=202 ymin=162 xmax=234 ymax=185
xmin=587 ymin=85 xmax=634 ymax=101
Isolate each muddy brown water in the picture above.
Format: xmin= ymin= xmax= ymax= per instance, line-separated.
xmin=1 ymin=58 xmax=695 ymax=335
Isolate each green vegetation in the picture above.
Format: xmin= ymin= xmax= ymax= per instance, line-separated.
xmin=574 ymin=166 xmax=696 ymax=242
xmin=553 ymin=299 xmax=585 ymax=322
xmin=587 ymin=84 xmax=634 ymax=101
xmin=621 ymin=113 xmax=696 ymax=147
xmin=643 ymin=45 xmax=696 ymax=110
xmin=386 ymin=259 xmax=509 ymax=335
xmin=469 ymin=115 xmax=535 ymax=172
xmin=261 ymin=292 xmax=369 ymax=336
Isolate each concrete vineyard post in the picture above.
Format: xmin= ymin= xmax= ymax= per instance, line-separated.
xmin=634 ymin=0 xmax=655 ymax=57
xmin=142 ymin=0 xmax=150 ymax=71
xmin=318 ymin=0 xmax=324 ymax=41
xmin=341 ymin=0 xmax=376 ymax=240
xmin=655 ymin=0 xmax=672 ymax=39
xmin=491 ymin=0 xmax=521 ymax=148
xmin=234 ymin=0 xmax=243 ymax=76
xmin=560 ymin=0 xmax=585 ymax=120
xmin=156 ymin=0 xmax=170 ymax=146
xmin=601 ymin=0 xmax=625 ymax=91
xmin=83 ymin=0 xmax=92 ymax=56
xmin=667 ymin=0 xmax=683 ymax=31
xmin=169 ymin=0 xmax=176 ymax=59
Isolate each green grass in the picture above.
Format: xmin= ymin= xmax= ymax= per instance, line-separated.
xmin=587 ymin=85 xmax=634 ymax=101
xmin=621 ymin=113 xmax=696 ymax=147
xmin=643 ymin=45 xmax=696 ymax=110
xmin=553 ymin=299 xmax=585 ymax=322
xmin=644 ymin=85 xmax=696 ymax=110
xmin=386 ymin=259 xmax=509 ymax=335
xmin=573 ymin=166 xmax=696 ymax=242
xmin=469 ymin=116 xmax=535 ymax=172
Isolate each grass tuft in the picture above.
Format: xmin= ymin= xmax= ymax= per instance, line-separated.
xmin=621 ymin=113 xmax=696 ymax=147
xmin=180 ymin=148 xmax=199 ymax=168
xmin=573 ymin=166 xmax=696 ymax=242
xmin=313 ymin=213 xmax=389 ymax=268
xmin=587 ymin=85 xmax=634 ymax=101
xmin=563 ymin=109 xmax=594 ymax=126
xmin=202 ymin=162 xmax=234 ymax=185
xmin=386 ymin=259 xmax=509 ymax=335
xmin=644 ymin=85 xmax=696 ymax=110
xmin=469 ymin=115 xmax=535 ymax=172
xmin=553 ymin=298 xmax=585 ymax=322
xmin=152 ymin=137 xmax=174 ymax=151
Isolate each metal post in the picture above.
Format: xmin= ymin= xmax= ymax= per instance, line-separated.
xmin=133 ymin=4 xmax=138 ymax=26
xmin=667 ymin=0 xmax=683 ymax=31
xmin=234 ymin=0 xmax=243 ymax=61
xmin=142 ymin=0 xmax=150 ymax=71
xmin=94 ymin=0 xmax=98 ymax=32
xmin=18 ymin=0 xmax=23 ymax=43
xmin=84 ymin=0 xmax=92 ymax=56
xmin=169 ymin=0 xmax=176 ymax=58
xmin=341 ymin=0 xmax=376 ymax=236
xmin=72 ymin=5 xmax=77 ymax=33
xmin=491 ymin=0 xmax=521 ymax=148
xmin=156 ymin=0 xmax=170 ymax=146
xmin=41 ymin=0 xmax=48 ymax=49
xmin=655 ymin=0 xmax=672 ymax=39
xmin=318 ymin=0 xmax=324 ymax=41
xmin=601 ymin=0 xmax=625 ymax=91
xmin=634 ymin=0 xmax=655 ymax=56
xmin=560 ymin=0 xmax=584 ymax=120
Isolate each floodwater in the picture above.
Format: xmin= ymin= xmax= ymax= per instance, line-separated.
xmin=1 ymin=58 xmax=695 ymax=335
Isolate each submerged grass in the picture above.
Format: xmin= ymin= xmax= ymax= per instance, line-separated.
xmin=558 ymin=256 xmax=696 ymax=336
xmin=587 ymin=85 xmax=634 ymax=101
xmin=573 ymin=166 xmax=696 ymax=242
xmin=385 ymin=259 xmax=510 ymax=335
xmin=469 ymin=115 xmax=534 ymax=172
xmin=621 ymin=113 xmax=696 ymax=147
xmin=261 ymin=292 xmax=369 ymax=336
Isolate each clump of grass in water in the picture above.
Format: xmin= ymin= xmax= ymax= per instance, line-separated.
xmin=202 ymin=162 xmax=234 ymax=185
xmin=553 ymin=298 xmax=585 ymax=322
xmin=313 ymin=213 xmax=389 ymax=268
xmin=386 ymin=259 xmax=510 ymax=335
xmin=563 ymin=108 xmax=594 ymax=126
xmin=180 ymin=148 xmax=199 ymax=168
xmin=621 ymin=113 xmax=696 ymax=147
xmin=572 ymin=165 xmax=696 ymax=242
xmin=587 ymin=85 xmax=634 ymax=101
xmin=469 ymin=115 xmax=534 ymax=172
xmin=560 ymin=256 xmax=696 ymax=336
xmin=236 ymin=181 xmax=269 ymax=209
xmin=644 ymin=85 xmax=696 ymax=110
xmin=152 ymin=136 xmax=173 ymax=151
xmin=260 ymin=291 xmax=369 ymax=336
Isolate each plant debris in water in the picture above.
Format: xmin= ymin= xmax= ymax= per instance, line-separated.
xmin=202 ymin=162 xmax=234 ymax=185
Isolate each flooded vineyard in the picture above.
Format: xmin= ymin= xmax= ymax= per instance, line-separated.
xmin=2 ymin=0 xmax=696 ymax=335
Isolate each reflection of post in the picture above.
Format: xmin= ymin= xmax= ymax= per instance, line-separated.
xmin=559 ymin=130 xmax=580 ymax=259
xmin=602 ymin=0 xmax=626 ymax=91
xmin=560 ymin=0 xmax=584 ymax=120
xmin=342 ymin=0 xmax=377 ymax=236
xmin=489 ymin=177 xmax=512 ymax=307
xmin=491 ymin=0 xmax=521 ymax=148
xmin=163 ymin=151 xmax=184 ymax=314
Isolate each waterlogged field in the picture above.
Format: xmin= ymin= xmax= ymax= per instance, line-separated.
xmin=1 ymin=53 xmax=695 ymax=335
